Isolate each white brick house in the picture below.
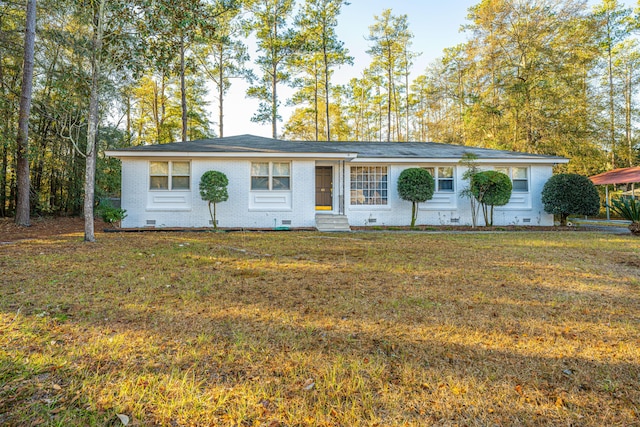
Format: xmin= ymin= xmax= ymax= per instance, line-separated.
xmin=105 ymin=134 xmax=568 ymax=230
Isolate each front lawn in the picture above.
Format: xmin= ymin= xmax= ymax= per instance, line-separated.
xmin=1 ymin=231 xmax=638 ymax=426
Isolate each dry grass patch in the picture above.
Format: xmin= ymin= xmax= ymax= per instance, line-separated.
xmin=1 ymin=231 xmax=639 ymax=426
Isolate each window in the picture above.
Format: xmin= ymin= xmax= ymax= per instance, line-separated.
xmin=251 ymin=162 xmax=290 ymax=190
xmin=423 ymin=166 xmax=455 ymax=192
xmin=350 ymin=166 xmax=388 ymax=205
xmin=495 ymin=167 xmax=528 ymax=192
xmin=150 ymin=161 xmax=190 ymax=190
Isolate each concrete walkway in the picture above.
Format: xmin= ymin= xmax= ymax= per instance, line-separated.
xmin=570 ymin=219 xmax=631 ymax=234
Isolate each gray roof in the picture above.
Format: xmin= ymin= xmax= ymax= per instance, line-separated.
xmin=107 ymin=134 xmax=567 ymax=161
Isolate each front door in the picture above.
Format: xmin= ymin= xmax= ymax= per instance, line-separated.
xmin=315 ymin=166 xmax=333 ymax=210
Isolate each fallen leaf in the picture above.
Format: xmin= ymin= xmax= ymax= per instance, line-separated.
xmin=515 ymin=384 xmax=523 ymax=396
xmin=117 ymin=414 xmax=130 ymax=426
xmin=52 ymin=384 xmax=62 ymax=391
xmin=302 ymin=378 xmax=315 ymax=391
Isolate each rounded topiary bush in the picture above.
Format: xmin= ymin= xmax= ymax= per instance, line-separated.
xmin=470 ymin=170 xmax=512 ymax=226
xmin=199 ymin=170 xmax=229 ymax=229
xmin=397 ymin=168 xmax=435 ymax=227
xmin=541 ymin=173 xmax=599 ymax=226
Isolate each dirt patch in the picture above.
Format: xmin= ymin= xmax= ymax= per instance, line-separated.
xmin=0 ymin=216 xmax=107 ymax=242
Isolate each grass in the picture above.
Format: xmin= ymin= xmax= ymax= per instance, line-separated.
xmin=1 ymin=230 xmax=639 ymax=426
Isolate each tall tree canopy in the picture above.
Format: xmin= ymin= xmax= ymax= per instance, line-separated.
xmin=2 ymin=0 xmax=640 ymax=221
xmin=288 ymin=0 xmax=352 ymax=141
xmin=246 ymin=0 xmax=298 ymax=139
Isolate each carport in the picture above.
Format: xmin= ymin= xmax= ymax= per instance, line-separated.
xmin=589 ymin=166 xmax=640 ymax=219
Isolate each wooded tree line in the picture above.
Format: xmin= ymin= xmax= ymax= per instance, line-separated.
xmin=1 ymin=0 xmax=639 ymax=219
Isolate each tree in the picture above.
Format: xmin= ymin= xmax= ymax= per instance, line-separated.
xmin=15 ymin=0 xmax=36 ymax=226
xmin=593 ymin=0 xmax=633 ymax=169
xmin=200 ymin=6 xmax=252 ymax=138
xmin=366 ymin=9 xmax=417 ymax=142
xmin=458 ymin=152 xmax=480 ymax=227
xmin=470 ymin=170 xmax=512 ymax=226
xmin=289 ymin=0 xmax=352 ymax=141
xmin=82 ymin=0 xmax=105 ymax=242
xmin=397 ymin=167 xmax=434 ymax=227
xmin=199 ymin=170 xmax=228 ymax=230
xmin=541 ymin=173 xmax=600 ymax=226
xmin=246 ymin=0 xmax=298 ymax=139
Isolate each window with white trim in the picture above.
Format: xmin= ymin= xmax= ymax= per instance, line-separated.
xmin=350 ymin=166 xmax=388 ymax=205
xmin=251 ymin=162 xmax=291 ymax=190
xmin=495 ymin=167 xmax=528 ymax=192
xmin=423 ymin=166 xmax=455 ymax=192
xmin=149 ymin=161 xmax=190 ymax=190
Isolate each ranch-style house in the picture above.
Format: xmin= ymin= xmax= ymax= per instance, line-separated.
xmin=105 ymin=134 xmax=568 ymax=231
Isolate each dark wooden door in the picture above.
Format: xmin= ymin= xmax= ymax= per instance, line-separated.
xmin=315 ymin=166 xmax=333 ymax=209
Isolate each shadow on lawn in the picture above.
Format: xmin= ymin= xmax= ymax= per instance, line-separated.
xmin=1 ymin=232 xmax=639 ymax=425
xmin=2 ymin=286 xmax=639 ymax=426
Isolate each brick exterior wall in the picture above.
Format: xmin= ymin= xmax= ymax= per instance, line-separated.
xmin=120 ymin=158 xmax=555 ymax=229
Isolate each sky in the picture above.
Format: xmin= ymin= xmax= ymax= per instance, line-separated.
xmin=215 ymin=0 xmax=635 ymax=139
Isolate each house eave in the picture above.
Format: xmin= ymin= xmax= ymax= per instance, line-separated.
xmin=105 ymin=151 xmax=359 ymax=160
xmin=351 ymin=157 xmax=570 ymax=164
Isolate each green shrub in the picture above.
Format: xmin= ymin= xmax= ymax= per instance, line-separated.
xmin=470 ymin=170 xmax=512 ymax=226
xmin=541 ymin=173 xmax=599 ymax=226
xmin=199 ymin=170 xmax=229 ymax=230
xmin=397 ymin=168 xmax=435 ymax=227
xmin=96 ymin=199 xmax=127 ymax=226
xmin=610 ymin=197 xmax=640 ymax=234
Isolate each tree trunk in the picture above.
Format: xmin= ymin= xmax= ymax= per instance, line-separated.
xmin=180 ymin=34 xmax=187 ymax=142
xmin=607 ymin=41 xmax=615 ymax=168
xmin=410 ymin=201 xmax=417 ymax=227
xmin=323 ymin=39 xmax=331 ymax=142
xmin=126 ymin=91 xmax=131 ymax=144
xmin=218 ymin=48 xmax=224 ymax=138
xmin=84 ymin=0 xmax=104 ymax=242
xmin=404 ymin=55 xmax=410 ymax=142
xmin=386 ymin=54 xmax=392 ymax=142
xmin=314 ymin=63 xmax=319 ymax=141
xmin=15 ymin=0 xmax=36 ymax=226
xmin=625 ymin=64 xmax=632 ymax=167
xmin=272 ymin=60 xmax=278 ymax=139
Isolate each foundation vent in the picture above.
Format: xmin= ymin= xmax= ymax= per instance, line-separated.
xmin=146 ymin=220 xmax=156 ymax=226
xmin=450 ymin=218 xmax=460 ymax=223
xmin=523 ymin=218 xmax=531 ymax=223
xmin=281 ymin=219 xmax=292 ymax=225
xmin=209 ymin=220 xmax=218 ymax=225
xmin=368 ymin=218 xmax=377 ymax=223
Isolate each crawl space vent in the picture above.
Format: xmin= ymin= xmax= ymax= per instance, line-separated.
xmin=281 ymin=219 xmax=292 ymax=225
xmin=450 ymin=218 xmax=460 ymax=223
xmin=209 ymin=220 xmax=218 ymax=225
xmin=146 ymin=220 xmax=156 ymax=226
xmin=523 ymin=218 xmax=531 ymax=223
xmin=368 ymin=218 xmax=377 ymax=223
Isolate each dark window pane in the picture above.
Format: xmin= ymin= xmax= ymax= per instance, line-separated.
xmin=438 ymin=179 xmax=454 ymax=191
xmin=272 ymin=177 xmax=290 ymax=190
xmin=513 ymin=180 xmax=528 ymax=192
xmin=251 ymin=177 xmax=269 ymax=190
xmin=172 ymin=176 xmax=190 ymax=190
xmin=150 ymin=176 xmax=169 ymax=190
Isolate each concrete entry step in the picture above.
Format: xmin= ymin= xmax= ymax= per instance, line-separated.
xmin=315 ymin=214 xmax=351 ymax=232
